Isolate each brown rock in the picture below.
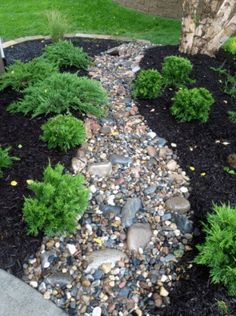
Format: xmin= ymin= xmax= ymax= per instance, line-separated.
xmin=81 ymin=278 xmax=91 ymax=288
xmin=227 ymin=153 xmax=236 ymax=169
xmin=153 ymin=293 xmax=163 ymax=307
xmin=147 ymin=146 xmax=157 ymax=157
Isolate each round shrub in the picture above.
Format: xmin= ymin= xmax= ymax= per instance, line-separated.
xmin=41 ymin=115 xmax=86 ymax=151
xmin=224 ymin=37 xmax=236 ymax=55
xmin=42 ymin=40 xmax=91 ymax=70
xmin=23 ymin=163 xmax=89 ymax=236
xmin=132 ymin=69 xmax=163 ymax=99
xmin=195 ymin=204 xmax=236 ymax=296
xmin=162 ymin=55 xmax=194 ymax=88
xmin=171 ymin=87 xmax=214 ymax=122
xmin=8 ymin=72 xmax=108 ymax=118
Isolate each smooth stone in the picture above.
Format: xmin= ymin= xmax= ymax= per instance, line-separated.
xmin=71 ymin=157 xmax=87 ymax=174
xmin=147 ymin=131 xmax=156 ymax=139
xmin=165 ymin=196 xmax=190 ymax=214
xmin=227 ymin=153 xmax=236 ymax=169
xmin=66 ymin=244 xmax=77 ymax=255
xmin=88 ymin=162 xmax=112 ymax=177
xmin=110 ymin=154 xmax=132 ymax=165
xmin=119 ymin=287 xmax=130 ymax=297
xmin=92 ymin=306 xmax=102 ymax=316
xmin=166 ymin=160 xmax=177 ymax=171
xmin=100 ymin=204 xmax=121 ymax=216
xmin=144 ymin=185 xmax=157 ymax=195
xmin=160 ymin=254 xmax=176 ymax=263
xmin=100 ymin=126 xmax=111 ymax=135
xmin=161 ymin=213 xmax=172 ymax=221
xmin=157 ymin=137 xmax=167 ymax=147
xmin=132 ymin=65 xmax=140 ymax=73
xmin=122 ymin=197 xmax=142 ymax=227
xmin=127 ymin=223 xmax=152 ymax=251
xmin=85 ymin=249 xmax=127 ymax=273
xmin=160 ymin=287 xmax=169 ymax=297
xmin=147 ymin=146 xmax=157 ymax=157
xmin=45 ymin=273 xmax=72 ymax=287
xmin=41 ymin=250 xmax=57 ymax=269
xmin=174 ymin=214 xmax=193 ymax=233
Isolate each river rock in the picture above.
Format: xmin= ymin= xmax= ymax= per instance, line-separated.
xmin=165 ymin=196 xmax=190 ymax=214
xmin=122 ymin=197 xmax=142 ymax=227
xmin=227 ymin=153 xmax=236 ymax=169
xmin=110 ymin=154 xmax=132 ymax=165
xmin=85 ymin=249 xmax=127 ymax=273
xmin=127 ymin=223 xmax=152 ymax=251
xmin=88 ymin=162 xmax=112 ymax=177
xmin=166 ymin=160 xmax=177 ymax=171
xmin=147 ymin=146 xmax=157 ymax=157
xmin=174 ymin=214 xmax=193 ymax=233
xmin=45 ymin=272 xmax=72 ymax=287
xmin=100 ymin=204 xmax=122 ymax=216
xmin=41 ymin=250 xmax=57 ymax=269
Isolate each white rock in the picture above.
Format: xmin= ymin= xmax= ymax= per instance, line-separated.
xmin=90 ymin=185 xmax=97 ymax=193
xmin=92 ymin=307 xmax=102 ymax=316
xmin=160 ymin=286 xmax=169 ymax=297
xmin=166 ymin=160 xmax=177 ymax=171
xmin=147 ymin=131 xmax=156 ymax=139
xmin=88 ymin=162 xmax=112 ymax=177
xmin=30 ymin=281 xmax=38 ymax=288
xmin=66 ymin=244 xmax=76 ymax=255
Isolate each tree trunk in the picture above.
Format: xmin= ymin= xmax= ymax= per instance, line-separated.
xmin=179 ymin=0 xmax=236 ymax=57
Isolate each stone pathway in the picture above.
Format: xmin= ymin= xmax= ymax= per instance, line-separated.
xmin=23 ymin=42 xmax=193 ymax=316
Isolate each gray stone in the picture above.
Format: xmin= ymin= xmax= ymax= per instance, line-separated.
xmin=119 ymin=287 xmax=130 ymax=297
xmin=144 ymin=185 xmax=157 ymax=195
xmin=110 ymin=154 xmax=132 ymax=165
xmin=100 ymin=204 xmax=122 ymax=216
xmin=41 ymin=250 xmax=57 ymax=269
xmin=121 ymin=197 xmax=142 ymax=227
xmin=157 ymin=137 xmax=167 ymax=147
xmin=162 ymin=213 xmax=172 ymax=221
xmin=85 ymin=249 xmax=127 ymax=273
xmin=0 ymin=269 xmax=66 ymax=316
xmin=174 ymin=214 xmax=193 ymax=233
xmin=165 ymin=196 xmax=190 ymax=213
xmin=45 ymin=273 xmax=72 ymax=287
xmin=88 ymin=162 xmax=112 ymax=177
xmin=127 ymin=223 xmax=152 ymax=251
xmin=160 ymin=254 xmax=176 ymax=263
xmin=71 ymin=157 xmax=87 ymax=174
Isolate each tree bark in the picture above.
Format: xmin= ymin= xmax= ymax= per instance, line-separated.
xmin=179 ymin=0 xmax=236 ymax=56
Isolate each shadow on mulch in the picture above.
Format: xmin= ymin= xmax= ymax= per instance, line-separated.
xmin=136 ymin=45 xmax=236 ymax=315
xmin=0 ymin=37 xmax=123 ymax=278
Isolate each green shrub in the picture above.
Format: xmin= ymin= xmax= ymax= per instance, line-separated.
xmin=224 ymin=37 xmax=236 ymax=55
xmin=23 ymin=163 xmax=89 ymax=236
xmin=8 ymin=72 xmax=108 ymax=118
xmin=195 ymin=204 xmax=236 ymax=296
xmin=41 ymin=115 xmax=86 ymax=151
xmin=211 ymin=66 xmax=236 ymax=97
xmin=42 ymin=41 xmax=91 ymax=70
xmin=171 ymin=87 xmax=214 ymax=122
xmin=228 ymin=111 xmax=236 ymax=123
xmin=0 ymin=58 xmax=58 ymax=92
xmin=162 ymin=55 xmax=195 ymax=88
xmin=0 ymin=146 xmax=18 ymax=178
xmin=132 ymin=69 xmax=163 ymax=99
xmin=45 ymin=10 xmax=70 ymax=43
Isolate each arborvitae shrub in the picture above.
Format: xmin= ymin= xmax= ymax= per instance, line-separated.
xmin=8 ymin=72 xmax=108 ymax=118
xmin=195 ymin=204 xmax=236 ymax=296
xmin=162 ymin=55 xmax=195 ymax=88
xmin=41 ymin=115 xmax=86 ymax=151
xmin=0 ymin=146 xmax=18 ymax=178
xmin=0 ymin=58 xmax=58 ymax=92
xmin=132 ymin=69 xmax=163 ymax=99
xmin=42 ymin=40 xmax=91 ymax=69
xmin=23 ymin=163 xmax=89 ymax=236
xmin=171 ymin=87 xmax=214 ymax=122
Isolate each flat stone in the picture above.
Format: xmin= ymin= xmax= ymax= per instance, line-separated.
xmin=121 ymin=197 xmax=142 ymax=227
xmin=174 ymin=214 xmax=193 ymax=233
xmin=85 ymin=249 xmax=127 ymax=273
xmin=165 ymin=196 xmax=190 ymax=214
xmin=227 ymin=153 xmax=236 ymax=169
xmin=88 ymin=162 xmax=112 ymax=177
xmin=110 ymin=154 xmax=132 ymax=165
xmin=45 ymin=272 xmax=72 ymax=287
xmin=127 ymin=223 xmax=152 ymax=251
xmin=0 ymin=269 xmax=66 ymax=316
xmin=71 ymin=157 xmax=87 ymax=174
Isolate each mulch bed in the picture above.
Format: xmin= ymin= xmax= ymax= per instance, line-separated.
xmin=136 ymin=45 xmax=236 ymax=315
xmin=0 ymin=37 xmax=122 ymax=278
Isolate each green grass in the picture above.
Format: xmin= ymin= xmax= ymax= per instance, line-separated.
xmin=0 ymin=0 xmax=180 ymax=44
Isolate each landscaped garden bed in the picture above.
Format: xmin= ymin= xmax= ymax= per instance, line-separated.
xmin=1 ymin=34 xmax=236 ymax=316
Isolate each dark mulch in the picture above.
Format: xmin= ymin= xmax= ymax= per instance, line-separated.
xmin=136 ymin=45 xmax=236 ymax=315
xmin=0 ymin=37 xmax=122 ymax=278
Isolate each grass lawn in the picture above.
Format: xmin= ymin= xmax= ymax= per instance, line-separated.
xmin=0 ymin=0 xmax=181 ymax=44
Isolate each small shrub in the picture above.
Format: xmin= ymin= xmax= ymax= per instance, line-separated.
xmin=162 ymin=55 xmax=195 ymax=88
xmin=171 ymin=87 xmax=214 ymax=122
xmin=8 ymin=72 xmax=108 ymax=118
xmin=42 ymin=41 xmax=91 ymax=70
xmin=228 ymin=111 xmax=236 ymax=123
xmin=0 ymin=146 xmax=19 ymax=178
xmin=41 ymin=115 xmax=86 ymax=151
xmin=211 ymin=66 xmax=236 ymax=97
xmin=0 ymin=58 xmax=58 ymax=92
xmin=195 ymin=204 xmax=236 ymax=296
xmin=45 ymin=10 xmax=70 ymax=43
xmin=23 ymin=163 xmax=89 ymax=236
xmin=224 ymin=37 xmax=236 ymax=55
xmin=132 ymin=69 xmax=163 ymax=99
